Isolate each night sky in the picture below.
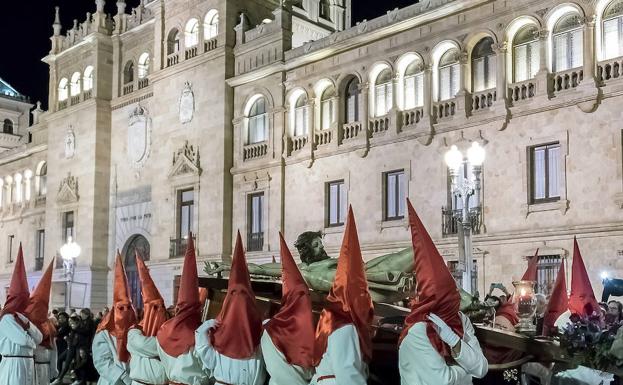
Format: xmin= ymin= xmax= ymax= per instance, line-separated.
xmin=0 ymin=0 xmax=417 ymax=109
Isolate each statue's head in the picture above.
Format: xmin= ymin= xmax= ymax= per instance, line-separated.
xmin=294 ymin=231 xmax=329 ymax=264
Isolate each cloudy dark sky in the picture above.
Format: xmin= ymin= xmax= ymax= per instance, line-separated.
xmin=0 ymin=0 xmax=417 ymax=108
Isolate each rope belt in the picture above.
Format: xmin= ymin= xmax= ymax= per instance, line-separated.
xmin=34 ymin=361 xmax=50 ymax=364
xmin=318 ymin=375 xmax=336 ymax=382
xmin=2 ymin=355 xmax=34 ymax=358
xmin=214 ymin=381 xmax=233 ymax=385
xmin=133 ymin=380 xmax=169 ymax=385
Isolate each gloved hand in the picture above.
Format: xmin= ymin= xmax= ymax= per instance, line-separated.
xmin=427 ymin=313 xmax=460 ymax=348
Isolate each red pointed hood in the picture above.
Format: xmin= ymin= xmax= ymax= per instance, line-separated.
xmin=210 ymin=231 xmax=262 ymax=359
xmin=264 ymin=233 xmax=315 ymax=368
xmin=521 ymin=249 xmax=539 ymax=282
xmin=136 ymin=252 xmax=167 ymax=337
xmin=568 ymin=237 xmax=599 ymax=317
xmin=543 ymin=262 xmax=568 ymax=336
xmin=400 ymin=199 xmax=464 ymax=360
xmin=25 ymin=259 xmax=56 ymax=348
xmin=0 ymin=243 xmax=30 ymax=327
xmin=157 ymin=234 xmax=202 ymax=357
xmin=96 ymin=253 xmax=137 ymax=362
xmin=314 ymin=207 xmax=374 ymax=365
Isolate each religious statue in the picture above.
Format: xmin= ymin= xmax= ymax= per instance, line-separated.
xmin=205 ymin=231 xmax=414 ymax=303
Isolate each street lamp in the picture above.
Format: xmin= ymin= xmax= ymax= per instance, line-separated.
xmin=445 ymin=142 xmax=485 ymax=294
xmin=60 ymin=236 xmax=81 ymax=311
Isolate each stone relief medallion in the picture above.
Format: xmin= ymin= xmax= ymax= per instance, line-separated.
xmin=128 ymin=104 xmax=151 ymax=170
xmin=179 ymin=81 xmax=195 ymax=124
xmin=65 ymin=128 xmax=75 ymax=159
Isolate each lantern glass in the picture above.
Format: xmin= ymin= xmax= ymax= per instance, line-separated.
xmin=512 ymin=280 xmax=537 ymax=335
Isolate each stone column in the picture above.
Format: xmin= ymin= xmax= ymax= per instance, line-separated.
xmin=493 ymin=41 xmax=508 ymax=107
xmin=330 ymin=96 xmax=340 ymax=150
xmin=390 ymin=74 xmax=402 ymax=133
xmin=422 ymin=64 xmax=433 ymax=122
xmin=306 ymin=100 xmax=315 ymax=157
xmin=456 ymin=51 xmax=471 ymax=117
xmin=535 ymin=29 xmax=551 ymax=97
xmin=583 ymin=15 xmax=597 ymax=82
xmin=232 ymin=117 xmax=244 ymax=165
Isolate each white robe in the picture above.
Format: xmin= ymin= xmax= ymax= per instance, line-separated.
xmin=309 ymin=324 xmax=368 ymax=385
xmin=195 ymin=319 xmax=266 ymax=385
xmin=398 ymin=313 xmax=488 ymax=385
xmin=0 ymin=313 xmax=43 ymax=385
xmin=92 ymin=330 xmax=131 ymax=385
xmin=260 ymin=330 xmax=314 ymax=385
xmin=126 ymin=329 xmax=168 ymax=385
xmin=156 ymin=340 xmax=209 ymax=385
xmin=34 ymin=342 xmax=58 ymax=385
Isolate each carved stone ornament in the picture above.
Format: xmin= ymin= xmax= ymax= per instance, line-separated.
xmin=57 ymin=172 xmax=79 ymax=204
xmin=179 ymin=82 xmax=195 ymax=124
xmin=65 ymin=128 xmax=75 ymax=159
xmin=168 ymin=141 xmax=202 ymax=179
xmin=127 ymin=104 xmax=151 ymax=170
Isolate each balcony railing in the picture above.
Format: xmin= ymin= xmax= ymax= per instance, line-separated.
xmin=205 ymin=38 xmax=217 ymax=52
xmin=83 ymin=89 xmax=92 ymax=100
xmin=70 ymin=95 xmax=80 ymax=106
xmin=167 ymin=53 xmax=179 ymax=67
xmin=441 ymin=207 xmax=482 ymax=237
xmin=292 ymin=135 xmax=308 ymax=152
xmin=138 ymin=78 xmax=149 ymax=90
xmin=57 ymin=100 xmax=68 ymax=110
xmin=341 ymin=122 xmax=363 ymax=142
xmin=509 ymin=79 xmax=536 ymax=103
xmin=433 ymin=99 xmax=456 ymax=120
xmin=243 ymin=142 xmax=268 ymax=161
xmin=402 ymin=107 xmax=424 ymax=127
xmin=598 ymin=57 xmax=623 ymax=82
xmin=123 ymin=84 xmax=134 ymax=95
xmin=369 ymin=115 xmax=390 ymax=136
xmin=471 ymin=89 xmax=496 ymax=112
xmin=315 ymin=130 xmax=332 ymax=147
xmin=185 ymin=46 xmax=198 ymax=60
xmin=169 ymin=235 xmax=196 ymax=258
xmin=247 ymin=232 xmax=264 ymax=252
xmin=552 ymin=68 xmax=583 ymax=94
xmin=35 ymin=195 xmax=46 ymax=207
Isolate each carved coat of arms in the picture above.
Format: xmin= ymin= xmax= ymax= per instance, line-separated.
xmin=65 ymin=128 xmax=75 ymax=159
xmin=179 ymin=81 xmax=195 ymax=124
xmin=128 ymin=104 xmax=151 ymax=169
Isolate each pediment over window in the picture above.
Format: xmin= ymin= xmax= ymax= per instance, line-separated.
xmin=168 ymin=141 xmax=202 ymax=179
xmin=57 ymin=173 xmax=79 ymax=204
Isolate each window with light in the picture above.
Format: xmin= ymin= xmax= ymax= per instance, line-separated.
xmin=438 ymin=49 xmax=460 ymax=101
xmin=552 ymin=13 xmax=583 ymax=72
xmin=70 ymin=72 xmax=81 ymax=96
xmin=293 ymin=95 xmax=308 ymax=136
xmin=248 ymin=97 xmax=268 ymax=144
xmin=185 ymin=19 xmax=199 ymax=48
xmin=58 ymin=78 xmax=69 ymax=101
xmin=204 ymin=10 xmax=219 ymax=40
xmin=83 ymin=66 xmax=94 ymax=91
xmin=404 ymin=61 xmax=424 ymax=109
xmin=320 ymin=87 xmax=335 ymax=130
xmin=375 ymin=68 xmax=393 ymax=116
xmin=138 ymin=53 xmax=150 ymax=79
xmin=513 ymin=25 xmax=540 ymax=82
xmin=345 ymin=78 xmax=360 ymax=123
xmin=603 ymin=0 xmax=623 ymax=60
xmin=472 ymin=37 xmax=497 ymax=92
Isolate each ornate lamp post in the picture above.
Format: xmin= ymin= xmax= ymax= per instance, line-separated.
xmin=60 ymin=236 xmax=81 ymax=311
xmin=444 ymin=142 xmax=485 ymax=294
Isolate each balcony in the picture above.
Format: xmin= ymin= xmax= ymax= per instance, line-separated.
xmin=291 ymin=135 xmax=308 ymax=152
xmin=0 ymin=132 xmax=22 ymax=148
xmin=35 ymin=195 xmax=46 ymax=208
xmin=123 ymin=84 xmax=134 ymax=96
xmin=204 ymin=38 xmax=217 ymax=52
xmin=509 ymin=79 xmax=536 ymax=104
xmin=57 ymin=100 xmax=68 ymax=111
xmin=185 ymin=46 xmax=198 ymax=60
xmin=598 ymin=57 xmax=623 ymax=83
xmin=70 ymin=95 xmax=80 ymax=106
xmin=433 ymin=99 xmax=457 ymax=121
xmin=441 ymin=207 xmax=482 ymax=238
xmin=138 ymin=78 xmax=149 ymax=90
xmin=314 ymin=129 xmax=333 ymax=147
xmin=368 ymin=115 xmax=390 ymax=137
xmin=247 ymin=232 xmax=264 ymax=252
xmin=341 ymin=122 xmax=364 ymax=143
xmin=552 ymin=68 xmax=583 ymax=95
xmin=471 ymin=89 xmax=496 ymax=112
xmin=83 ymin=90 xmax=92 ymax=100
xmin=169 ymin=236 xmax=196 ymax=258
xmin=243 ymin=142 xmax=268 ymax=161
xmin=167 ymin=53 xmax=179 ymax=67
xmin=402 ymin=107 xmax=424 ymax=127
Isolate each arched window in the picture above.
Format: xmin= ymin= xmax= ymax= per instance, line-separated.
xmin=185 ymin=19 xmax=199 ymax=48
xmin=204 ymin=10 xmax=219 ymax=40
xmin=404 ymin=61 xmax=424 ymax=109
xmin=5 ymin=176 xmax=12 ymax=204
xmin=83 ymin=66 xmax=94 ymax=91
xmin=3 ymin=119 xmax=13 ymax=135
xmin=472 ymin=37 xmax=497 ymax=92
xmin=439 ymin=49 xmax=460 ymax=101
xmin=23 ymin=170 xmax=32 ymax=201
xmin=14 ymin=173 xmax=22 ymax=203
xmin=167 ymin=29 xmax=180 ymax=55
xmin=345 ymin=78 xmax=360 ymax=123
xmin=37 ymin=162 xmax=47 ymax=196
xmin=553 ymin=13 xmax=583 ymax=72
xmin=138 ymin=53 xmax=150 ymax=79
xmin=375 ymin=68 xmax=393 ymax=116
xmin=513 ymin=25 xmax=540 ymax=82
xmin=604 ymin=0 xmax=623 ymax=60
xmin=58 ymin=78 xmax=69 ymax=101
xmin=248 ymin=97 xmax=268 ymax=144
xmin=319 ymin=0 xmax=331 ymax=20
xmin=124 ymin=61 xmax=135 ymax=85
xmin=320 ymin=87 xmax=335 ymax=130
xmin=70 ymin=72 xmax=81 ymax=96
xmin=293 ymin=95 xmax=308 ymax=136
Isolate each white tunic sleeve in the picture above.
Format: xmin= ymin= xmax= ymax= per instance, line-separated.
xmin=92 ymin=331 xmax=128 ymax=384
xmin=127 ymin=329 xmax=159 ymax=357
xmin=0 ymin=314 xmax=38 ymax=349
xmin=399 ymin=322 xmax=470 ymax=385
xmin=328 ymin=325 xmax=368 ymax=385
xmin=194 ymin=319 xmax=218 ymax=371
xmin=49 ymin=340 xmax=59 ymax=379
xmin=454 ymin=313 xmax=488 ymax=379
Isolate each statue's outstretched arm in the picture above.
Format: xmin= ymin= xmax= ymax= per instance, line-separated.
xmin=364 ymin=247 xmax=413 ymax=275
xmin=300 ymin=267 xmax=335 ymax=293
xmin=247 ymin=263 xmax=282 ymax=277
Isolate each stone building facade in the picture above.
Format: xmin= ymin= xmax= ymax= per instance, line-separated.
xmin=1 ymin=0 xmax=622 ymax=309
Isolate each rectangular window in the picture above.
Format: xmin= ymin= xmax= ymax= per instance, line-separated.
xmin=405 ymin=73 xmax=424 ymax=109
xmin=321 ymin=99 xmax=333 ymax=130
xmin=62 ymin=211 xmax=74 ymax=242
xmin=384 ymin=170 xmax=406 ymax=221
xmin=346 ymin=94 xmax=359 ymax=123
xmin=536 ymin=255 xmax=562 ymax=295
xmin=530 ymin=143 xmax=561 ymax=203
xmin=35 ymin=230 xmax=45 ymax=271
xmin=327 ymin=180 xmax=347 ymax=227
xmin=7 ymin=235 xmax=14 ymax=263
xmin=439 ymin=64 xmax=460 ymax=101
xmin=473 ymin=56 xmax=497 ymax=92
xmin=514 ymin=42 xmax=539 ymax=82
xmin=178 ymin=189 xmax=194 ymax=239
xmin=247 ymin=193 xmax=264 ymax=252
xmin=248 ymin=114 xmax=267 ymax=144
xmin=603 ymin=18 xmax=622 ymax=60
xmin=294 ymin=106 xmax=308 ymax=137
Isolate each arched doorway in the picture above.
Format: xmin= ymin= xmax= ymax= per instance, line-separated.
xmin=123 ymin=234 xmax=150 ymax=309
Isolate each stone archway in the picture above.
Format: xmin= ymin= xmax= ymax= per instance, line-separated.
xmin=122 ymin=234 xmax=150 ymax=309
